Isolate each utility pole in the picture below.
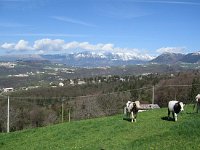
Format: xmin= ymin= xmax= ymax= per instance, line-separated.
xmin=68 ymin=108 xmax=71 ymax=122
xmin=152 ymin=86 xmax=155 ymax=104
xmin=61 ymin=101 xmax=64 ymax=123
xmin=7 ymin=96 xmax=10 ymax=133
xmin=61 ymin=97 xmax=65 ymax=123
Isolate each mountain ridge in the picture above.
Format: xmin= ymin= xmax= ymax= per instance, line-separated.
xmin=1 ymin=51 xmax=200 ymax=67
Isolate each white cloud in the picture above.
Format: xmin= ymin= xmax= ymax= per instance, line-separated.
xmin=102 ymin=44 xmax=114 ymax=51
xmin=0 ymin=38 xmax=154 ymax=60
xmin=33 ymin=39 xmax=65 ymax=51
xmin=63 ymin=41 xmax=79 ymax=49
xmin=1 ymin=42 xmax=15 ymax=49
xmin=1 ymin=40 xmax=32 ymax=52
xmin=156 ymin=47 xmax=186 ymax=54
xmin=15 ymin=40 xmax=32 ymax=51
xmin=64 ymin=42 xmax=114 ymax=51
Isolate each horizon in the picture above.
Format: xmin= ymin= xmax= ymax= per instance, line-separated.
xmin=0 ymin=0 xmax=200 ymax=57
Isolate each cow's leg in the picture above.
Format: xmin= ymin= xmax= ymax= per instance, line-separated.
xmin=172 ymin=112 xmax=175 ymax=121
xmin=197 ymin=103 xmax=200 ymax=113
xmin=168 ymin=109 xmax=170 ymax=120
xmin=134 ymin=113 xmax=137 ymax=122
xmin=174 ymin=113 xmax=178 ymax=121
xmin=131 ymin=111 xmax=133 ymax=122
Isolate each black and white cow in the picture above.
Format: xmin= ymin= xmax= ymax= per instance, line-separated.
xmin=194 ymin=94 xmax=200 ymax=113
xmin=124 ymin=101 xmax=141 ymax=122
xmin=168 ymin=100 xmax=184 ymax=121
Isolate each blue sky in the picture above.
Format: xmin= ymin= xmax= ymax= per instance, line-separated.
xmin=0 ymin=0 xmax=200 ymax=57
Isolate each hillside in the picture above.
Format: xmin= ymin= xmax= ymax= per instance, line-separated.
xmin=180 ymin=52 xmax=200 ymax=63
xmin=150 ymin=52 xmax=185 ymax=64
xmin=0 ymin=105 xmax=200 ymax=149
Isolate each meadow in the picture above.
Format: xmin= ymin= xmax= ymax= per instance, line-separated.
xmin=0 ymin=105 xmax=200 ymax=150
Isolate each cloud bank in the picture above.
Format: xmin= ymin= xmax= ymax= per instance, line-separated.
xmin=1 ymin=39 xmax=187 ymax=60
xmin=1 ymin=39 xmax=188 ymax=60
xmin=0 ymin=39 xmax=129 ymax=53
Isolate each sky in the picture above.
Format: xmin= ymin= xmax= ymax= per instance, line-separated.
xmin=0 ymin=0 xmax=200 ymax=57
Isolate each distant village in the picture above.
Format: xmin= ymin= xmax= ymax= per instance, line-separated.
xmin=0 ymin=62 xmax=16 ymax=68
xmin=0 ymin=61 xmax=177 ymax=95
xmin=0 ymin=66 xmax=133 ymax=93
xmin=0 ymin=75 xmax=129 ymax=94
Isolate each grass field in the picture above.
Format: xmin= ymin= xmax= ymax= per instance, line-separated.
xmin=0 ymin=105 xmax=200 ymax=150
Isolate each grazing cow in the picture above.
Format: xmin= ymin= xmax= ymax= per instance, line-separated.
xmin=168 ymin=100 xmax=184 ymax=121
xmin=124 ymin=101 xmax=141 ymax=122
xmin=194 ymin=94 xmax=200 ymax=113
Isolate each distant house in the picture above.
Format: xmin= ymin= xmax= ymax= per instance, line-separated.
xmin=140 ymin=104 xmax=160 ymax=110
xmin=0 ymin=62 xmax=15 ymax=68
xmin=21 ymin=87 xmax=28 ymax=91
xmin=78 ymin=80 xmax=86 ymax=85
xmin=70 ymin=79 xmax=75 ymax=85
xmin=27 ymin=86 xmax=40 ymax=90
xmin=3 ymin=88 xmax=14 ymax=93
xmin=59 ymin=82 xmax=64 ymax=87
xmin=120 ymin=78 xmax=126 ymax=82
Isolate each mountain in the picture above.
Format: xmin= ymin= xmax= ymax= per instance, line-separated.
xmin=180 ymin=52 xmax=200 ymax=63
xmin=42 ymin=51 xmax=151 ymax=67
xmin=0 ymin=54 xmax=44 ymax=61
xmin=1 ymin=51 xmax=200 ymax=67
xmin=150 ymin=52 xmax=185 ymax=64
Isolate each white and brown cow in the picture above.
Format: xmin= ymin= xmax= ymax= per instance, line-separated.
xmin=124 ymin=101 xmax=141 ymax=122
xmin=168 ymin=100 xmax=184 ymax=121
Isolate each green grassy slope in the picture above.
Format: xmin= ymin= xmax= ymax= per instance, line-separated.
xmin=0 ymin=105 xmax=200 ymax=150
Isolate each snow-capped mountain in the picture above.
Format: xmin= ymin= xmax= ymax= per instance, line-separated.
xmin=68 ymin=51 xmax=153 ymax=61
xmin=58 ymin=51 xmax=152 ymax=67
xmin=1 ymin=51 xmax=200 ymax=67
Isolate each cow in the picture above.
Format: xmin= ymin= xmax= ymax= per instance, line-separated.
xmin=194 ymin=94 xmax=200 ymax=113
xmin=168 ymin=100 xmax=184 ymax=121
xmin=124 ymin=101 xmax=141 ymax=122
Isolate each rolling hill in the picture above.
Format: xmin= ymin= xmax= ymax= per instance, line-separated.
xmin=0 ymin=105 xmax=200 ymax=149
